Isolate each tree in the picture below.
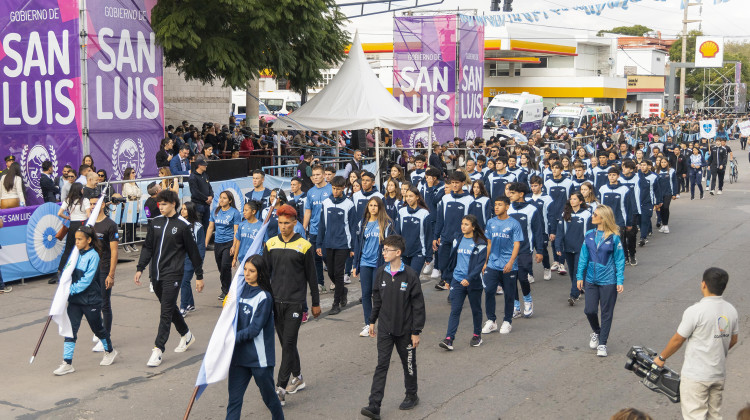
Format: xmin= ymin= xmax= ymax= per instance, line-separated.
xmin=151 ymin=0 xmax=349 ymax=95
xmin=596 ymin=25 xmax=653 ymax=37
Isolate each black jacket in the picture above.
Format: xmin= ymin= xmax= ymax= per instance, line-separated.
xmin=137 ymin=214 xmax=204 ymax=281
xmin=188 ymin=171 xmax=213 ymax=205
xmin=155 ymin=149 xmax=171 ymax=169
xmin=370 ymin=262 xmax=425 ymax=336
xmin=263 ymin=233 xmax=320 ymax=307
xmin=40 ymin=173 xmax=59 ymax=202
xmin=708 ymin=145 xmax=729 ymax=168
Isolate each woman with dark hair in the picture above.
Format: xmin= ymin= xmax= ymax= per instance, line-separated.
xmin=179 ymin=202 xmax=206 ymax=315
xmin=226 ymin=255 xmax=283 ymax=420
xmin=233 ymin=201 xmax=263 ymax=268
xmin=82 ymin=155 xmax=96 ymax=172
xmin=205 ymin=191 xmax=241 ymax=300
xmin=468 ymin=180 xmax=491 ymax=230
xmin=56 ymin=183 xmax=90 ymax=278
xmin=352 ymin=196 xmax=394 ymax=337
xmin=155 ymin=138 xmax=173 ymax=169
xmin=0 ymin=161 xmax=25 ymax=208
xmin=554 ymin=192 xmax=591 ymax=306
xmin=53 ymin=225 xmax=117 ymax=375
xmin=656 ymin=158 xmax=677 ymax=234
xmin=158 ymin=166 xmax=179 ymax=193
xmin=383 ymin=178 xmax=402 ymax=222
xmin=96 ymin=169 xmax=115 ymax=201
xmin=261 ymin=189 xmax=286 ymax=240
xmin=395 ymin=186 xmax=432 ymax=273
xmin=345 ymin=170 xmax=361 ymax=198
xmin=439 ymin=215 xmax=487 ymax=350
xmin=121 ymin=167 xmax=142 ymax=252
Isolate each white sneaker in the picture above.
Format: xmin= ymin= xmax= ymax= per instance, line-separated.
xmin=662 ymin=226 xmax=669 ymax=234
xmin=92 ymin=340 xmax=105 ymax=353
xmin=343 ymin=275 xmax=351 ymax=284
xmin=658 ymin=225 xmax=665 ymax=233
xmin=527 ymin=273 xmax=535 ymax=284
xmin=175 ymin=331 xmax=195 ymax=352
xmin=359 ymin=325 xmax=370 ymax=337
xmin=512 ymin=306 xmax=521 ymax=318
xmin=92 ymin=335 xmax=99 ymax=343
xmin=543 ymin=268 xmax=552 ymax=281
xmin=147 ymin=347 xmax=163 ymax=367
xmin=717 ymin=190 xmax=723 ymax=195
xmin=422 ymin=261 xmax=434 ymax=275
xmin=430 ymin=269 xmax=441 ymax=279
xmin=551 ymin=262 xmax=559 ymax=272
xmin=496 ymin=286 xmax=504 ymax=295
xmin=499 ymin=321 xmax=512 ymax=334
xmin=523 ymin=301 xmax=533 ymax=318
xmin=100 ymin=349 xmax=118 ymax=366
xmin=123 ymin=245 xmax=132 ymax=253
xmin=597 ymin=345 xmax=608 ymax=357
xmin=481 ymin=320 xmax=497 ymax=334
xmin=589 ymin=333 xmax=599 ymax=349
xmin=53 ymin=362 xmax=75 ymax=376
xmin=149 ymin=283 xmax=154 ymax=293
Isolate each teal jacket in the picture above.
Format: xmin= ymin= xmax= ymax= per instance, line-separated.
xmin=576 ymin=229 xmax=625 ymax=286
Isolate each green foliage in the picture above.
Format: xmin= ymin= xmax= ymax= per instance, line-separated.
xmin=151 ymin=0 xmax=349 ymax=93
xmin=596 ymin=25 xmax=653 ymax=37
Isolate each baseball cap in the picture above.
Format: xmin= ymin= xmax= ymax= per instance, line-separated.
xmin=4 ymin=155 xmax=15 ymax=162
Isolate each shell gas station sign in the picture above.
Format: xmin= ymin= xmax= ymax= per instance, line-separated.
xmin=695 ymin=36 xmax=724 ymax=68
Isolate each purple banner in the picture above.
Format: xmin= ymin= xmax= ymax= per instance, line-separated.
xmin=393 ymin=15 xmax=456 ymax=148
xmin=86 ymin=0 xmax=164 ymax=183
xmin=457 ymin=19 xmax=484 ymax=143
xmin=0 ymin=0 xmax=83 ymax=205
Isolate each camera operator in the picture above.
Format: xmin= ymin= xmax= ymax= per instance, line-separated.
xmin=653 ymin=267 xmax=738 ymax=420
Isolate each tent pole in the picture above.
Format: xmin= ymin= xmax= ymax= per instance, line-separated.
xmin=374 ymin=128 xmax=381 ymax=188
xmin=427 ymin=126 xmax=433 ymax=163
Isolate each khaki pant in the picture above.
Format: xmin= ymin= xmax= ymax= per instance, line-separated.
xmin=680 ymin=377 xmax=724 ymax=420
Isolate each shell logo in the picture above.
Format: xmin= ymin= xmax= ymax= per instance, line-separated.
xmin=699 ymin=40 xmax=720 ymax=58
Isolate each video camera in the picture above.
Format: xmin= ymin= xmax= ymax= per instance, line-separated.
xmin=624 ymin=346 xmax=681 ymax=403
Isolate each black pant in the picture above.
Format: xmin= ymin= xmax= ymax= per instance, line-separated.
xmin=226 ymin=365 xmax=284 ymax=420
xmin=620 ymin=225 xmax=637 ymax=258
xmin=100 ymin=264 xmax=113 ymax=334
xmin=741 ymin=137 xmax=747 ymax=150
xmin=710 ymin=167 xmax=726 ymax=191
xmin=583 ymin=282 xmax=618 ymax=346
xmin=368 ymin=332 xmax=417 ymax=408
xmin=680 ymin=173 xmax=689 ymax=192
xmin=194 ymin=203 xmax=210 ymax=237
xmin=274 ymin=302 xmax=303 ymax=388
xmin=214 ymin=241 xmax=233 ymax=295
xmin=152 ymin=278 xmax=189 ymax=352
xmin=58 ymin=220 xmax=84 ymax=272
xmin=65 ymin=303 xmax=112 ymax=363
xmin=660 ymin=194 xmax=672 ymax=225
xmin=123 ymin=222 xmax=137 ymax=243
xmin=326 ymin=248 xmax=349 ymax=306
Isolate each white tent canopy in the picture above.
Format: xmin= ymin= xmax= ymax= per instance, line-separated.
xmin=275 ymin=32 xmax=433 ymax=131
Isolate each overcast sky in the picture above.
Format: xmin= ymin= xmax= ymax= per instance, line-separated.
xmin=339 ymin=0 xmax=750 ymax=43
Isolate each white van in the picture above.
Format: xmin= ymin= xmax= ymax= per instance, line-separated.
xmin=260 ymin=91 xmax=301 ymax=116
xmin=482 ymin=92 xmax=544 ymax=139
xmin=544 ymin=103 xmax=613 ymax=133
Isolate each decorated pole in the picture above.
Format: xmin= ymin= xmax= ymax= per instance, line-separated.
xmin=29 ymin=316 xmax=53 ymax=364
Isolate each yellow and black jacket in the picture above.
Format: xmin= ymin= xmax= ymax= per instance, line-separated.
xmin=263 ymin=233 xmax=320 ymax=307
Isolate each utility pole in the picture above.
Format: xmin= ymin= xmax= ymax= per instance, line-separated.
xmin=679 ymin=3 xmax=701 ymax=116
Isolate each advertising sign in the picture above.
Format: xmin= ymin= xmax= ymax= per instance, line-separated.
xmin=695 ymin=36 xmax=724 ymax=68
xmin=457 ymin=18 xmax=484 ymax=142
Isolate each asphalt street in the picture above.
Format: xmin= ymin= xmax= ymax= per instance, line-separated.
xmin=1 ymin=149 xmax=748 ymax=420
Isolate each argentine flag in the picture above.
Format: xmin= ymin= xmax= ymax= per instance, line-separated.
xmin=49 ymin=193 xmax=106 ymax=338
xmin=193 ymin=217 xmax=270 ymax=400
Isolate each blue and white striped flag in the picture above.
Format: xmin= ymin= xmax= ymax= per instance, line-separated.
xmin=193 ymin=219 xmax=270 ymax=400
xmin=49 ymin=193 xmax=106 ymax=338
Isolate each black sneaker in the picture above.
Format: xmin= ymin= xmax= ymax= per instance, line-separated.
xmin=709 ymin=190 xmax=714 ymax=195
xmin=625 ymin=257 xmax=631 ymax=266
xmin=48 ymin=274 xmax=58 ymax=284
xmin=328 ymin=305 xmax=341 ymax=316
xmin=361 ymin=405 xmax=381 ymax=419
xmin=630 ymin=257 xmax=638 ymax=266
xmin=439 ymin=337 xmax=454 ymax=351
xmin=470 ymin=335 xmax=482 ymax=347
xmin=434 ymin=280 xmax=448 ymax=291
xmin=639 ymin=239 xmax=646 ymax=247
xmin=218 ymin=292 xmax=226 ymax=301
xmin=700 ymin=193 xmax=704 ymax=199
xmin=568 ymin=297 xmax=575 ymax=306
xmin=656 ymin=222 xmax=662 ymax=228
xmin=399 ymin=394 xmax=420 ymax=411
xmin=341 ymin=287 xmax=348 ymax=307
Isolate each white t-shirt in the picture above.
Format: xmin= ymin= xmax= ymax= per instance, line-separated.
xmin=61 ymin=198 xmax=91 ymax=222
xmin=677 ymin=296 xmax=739 ymax=381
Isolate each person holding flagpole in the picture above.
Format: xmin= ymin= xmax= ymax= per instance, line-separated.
xmin=135 ymin=190 xmax=204 ymax=367
xmin=226 ymin=255 xmax=284 ymax=420
xmin=54 ymin=225 xmax=118 ymax=375
xmin=263 ymin=204 xmax=320 ymax=406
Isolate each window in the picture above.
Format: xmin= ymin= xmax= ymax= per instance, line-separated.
xmin=316 ymin=72 xmax=335 ymax=89
xmin=523 ymin=57 xmax=547 ymax=69
xmin=488 ymin=62 xmax=520 ymax=77
xmin=276 ymin=78 xmax=289 ymax=90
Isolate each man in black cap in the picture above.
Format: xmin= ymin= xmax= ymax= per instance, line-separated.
xmin=188 ymin=157 xmax=213 ymax=236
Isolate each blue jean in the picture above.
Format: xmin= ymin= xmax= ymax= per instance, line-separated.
xmin=446 ymin=280 xmax=483 ymax=339
xmin=226 ymin=365 xmax=284 ymax=420
xmin=180 ymin=259 xmax=196 ymax=310
xmin=689 ymin=168 xmax=703 ymax=198
xmin=483 ymin=268 xmax=517 ymax=323
xmin=639 ymin=205 xmax=653 ymax=240
xmin=309 ymin=234 xmax=325 ymax=286
xmin=403 ymin=255 xmax=426 ymax=273
xmin=583 ymin=282 xmax=618 ymax=346
xmin=360 ymin=265 xmax=376 ymax=325
xmin=563 ymin=252 xmax=581 ymax=299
